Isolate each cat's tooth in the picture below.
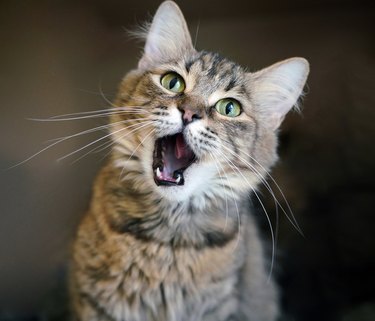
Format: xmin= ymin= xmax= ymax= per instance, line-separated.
xmin=176 ymin=175 xmax=181 ymax=184
xmin=156 ymin=167 xmax=162 ymax=178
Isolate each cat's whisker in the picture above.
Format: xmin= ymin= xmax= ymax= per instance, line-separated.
xmin=220 ymin=141 xmax=281 ymax=227
xmin=213 ymin=148 xmax=276 ymax=278
xmin=21 ymin=118 xmax=145 ymax=167
xmin=101 ymin=121 xmax=156 ymax=163
xmin=219 ymin=142 xmax=281 ymax=261
xmin=51 ymin=106 xmax=148 ymax=117
xmin=69 ymin=139 xmax=114 ymax=165
xmin=48 ymin=107 xmax=122 ymax=118
xmin=210 ymin=150 xmax=244 ymax=252
xmin=30 ymin=107 xmax=150 ymax=122
xmin=220 ymin=141 xmax=303 ymax=236
xmin=29 ymin=111 xmax=148 ymax=122
xmin=57 ymin=121 xmax=154 ymax=162
xmin=45 ymin=127 xmax=107 ymax=145
xmin=208 ymin=152 xmax=230 ymax=232
xmin=43 ymin=118 xmax=150 ymax=145
xmin=77 ymin=88 xmax=116 ymax=98
xmin=246 ymin=155 xmax=302 ymax=236
xmin=99 ymin=84 xmax=117 ymax=108
xmin=222 ymin=142 xmax=297 ymax=227
xmin=35 ymin=114 xmax=142 ymax=142
xmin=69 ymin=122 xmax=145 ymax=165
xmin=7 ymin=119 xmax=128 ymax=168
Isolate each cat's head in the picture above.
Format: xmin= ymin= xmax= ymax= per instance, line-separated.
xmin=111 ymin=1 xmax=309 ymax=207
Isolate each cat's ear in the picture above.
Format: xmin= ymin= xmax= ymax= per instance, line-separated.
xmin=250 ymin=57 xmax=309 ymax=130
xmin=138 ymin=1 xmax=194 ymax=69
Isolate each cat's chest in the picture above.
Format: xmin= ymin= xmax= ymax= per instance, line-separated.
xmin=115 ymin=236 xmax=241 ymax=288
xmin=90 ymin=236 xmax=242 ymax=321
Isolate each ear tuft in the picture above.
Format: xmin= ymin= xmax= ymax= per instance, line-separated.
xmin=251 ymin=57 xmax=309 ymax=130
xmin=138 ymin=1 xmax=194 ymax=70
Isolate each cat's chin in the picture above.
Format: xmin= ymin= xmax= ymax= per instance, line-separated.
xmin=154 ymin=162 xmax=217 ymax=204
xmin=152 ymin=132 xmax=197 ymax=187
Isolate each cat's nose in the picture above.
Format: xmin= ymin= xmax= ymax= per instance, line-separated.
xmin=178 ymin=106 xmax=202 ymax=125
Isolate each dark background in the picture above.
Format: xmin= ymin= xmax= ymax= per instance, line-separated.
xmin=1 ymin=0 xmax=374 ymax=320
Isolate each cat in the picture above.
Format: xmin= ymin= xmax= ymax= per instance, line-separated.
xmin=69 ymin=1 xmax=309 ymax=320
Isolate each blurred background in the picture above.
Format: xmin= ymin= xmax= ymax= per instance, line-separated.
xmin=0 ymin=0 xmax=374 ymax=320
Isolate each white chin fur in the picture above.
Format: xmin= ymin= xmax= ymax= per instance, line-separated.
xmin=155 ymin=162 xmax=216 ymax=203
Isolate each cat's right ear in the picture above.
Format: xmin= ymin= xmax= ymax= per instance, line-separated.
xmin=138 ymin=1 xmax=195 ymax=70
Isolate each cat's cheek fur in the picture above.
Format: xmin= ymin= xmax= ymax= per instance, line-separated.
xmin=153 ymin=105 xmax=183 ymax=137
xmin=183 ymin=120 xmax=211 ymax=155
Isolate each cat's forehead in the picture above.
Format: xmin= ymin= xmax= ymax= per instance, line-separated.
xmin=185 ymin=51 xmax=243 ymax=79
xmin=188 ymin=51 xmax=247 ymax=91
xmin=161 ymin=51 xmax=250 ymax=104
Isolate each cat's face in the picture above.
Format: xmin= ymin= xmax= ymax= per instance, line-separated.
xmin=111 ymin=1 xmax=309 ymax=206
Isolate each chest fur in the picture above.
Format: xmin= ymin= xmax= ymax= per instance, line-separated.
xmin=75 ymin=226 xmax=243 ymax=321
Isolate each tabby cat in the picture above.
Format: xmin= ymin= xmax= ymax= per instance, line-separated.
xmin=70 ymin=1 xmax=309 ymax=320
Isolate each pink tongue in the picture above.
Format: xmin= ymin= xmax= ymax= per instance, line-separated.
xmin=175 ymin=134 xmax=190 ymax=159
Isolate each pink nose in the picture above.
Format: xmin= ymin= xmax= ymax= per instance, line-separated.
xmin=179 ymin=107 xmax=202 ymax=125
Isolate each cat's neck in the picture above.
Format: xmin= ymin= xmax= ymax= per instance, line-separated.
xmin=91 ymin=162 xmax=242 ymax=249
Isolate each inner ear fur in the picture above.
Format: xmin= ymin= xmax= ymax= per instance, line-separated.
xmin=139 ymin=1 xmax=195 ymax=70
xmin=250 ymin=57 xmax=309 ymax=130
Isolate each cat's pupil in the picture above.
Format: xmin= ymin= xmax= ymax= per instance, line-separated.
xmin=225 ymin=102 xmax=234 ymax=115
xmin=169 ymin=77 xmax=178 ymax=89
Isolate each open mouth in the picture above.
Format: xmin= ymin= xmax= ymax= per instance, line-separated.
xmin=153 ymin=133 xmax=196 ymax=186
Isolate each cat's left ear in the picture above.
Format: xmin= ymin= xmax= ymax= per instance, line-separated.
xmin=249 ymin=57 xmax=309 ymax=130
xmin=138 ymin=1 xmax=195 ymax=70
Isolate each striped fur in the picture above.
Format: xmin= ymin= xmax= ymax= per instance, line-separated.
xmin=70 ymin=2 xmax=309 ymax=320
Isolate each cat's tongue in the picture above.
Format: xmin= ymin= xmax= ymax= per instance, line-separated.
xmin=175 ymin=134 xmax=193 ymax=160
xmin=153 ymin=133 xmax=196 ymax=186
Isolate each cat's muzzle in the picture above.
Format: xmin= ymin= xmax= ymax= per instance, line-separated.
xmin=153 ymin=133 xmax=196 ymax=186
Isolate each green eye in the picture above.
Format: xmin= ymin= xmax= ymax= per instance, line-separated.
xmin=215 ymin=98 xmax=241 ymax=117
xmin=160 ymin=72 xmax=185 ymax=93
